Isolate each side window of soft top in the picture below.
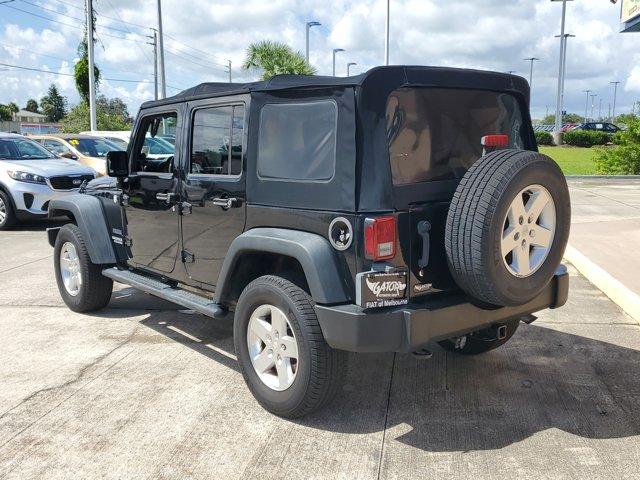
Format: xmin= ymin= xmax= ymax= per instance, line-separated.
xmin=133 ymin=112 xmax=177 ymax=174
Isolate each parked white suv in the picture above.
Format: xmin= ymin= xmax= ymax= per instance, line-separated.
xmin=0 ymin=133 xmax=96 ymax=230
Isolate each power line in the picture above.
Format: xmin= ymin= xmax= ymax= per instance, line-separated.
xmin=0 ymin=61 xmax=158 ymax=84
xmin=164 ymin=48 xmax=229 ymax=74
xmin=100 ymin=0 xmax=153 ymax=64
xmin=163 ymin=33 xmax=228 ymax=67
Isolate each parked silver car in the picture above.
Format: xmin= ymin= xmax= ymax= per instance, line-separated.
xmin=0 ymin=133 xmax=96 ymax=229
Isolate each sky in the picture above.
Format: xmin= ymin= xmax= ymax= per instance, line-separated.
xmin=0 ymin=0 xmax=638 ymax=120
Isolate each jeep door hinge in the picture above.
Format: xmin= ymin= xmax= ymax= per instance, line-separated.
xmin=181 ymin=250 xmax=195 ymax=263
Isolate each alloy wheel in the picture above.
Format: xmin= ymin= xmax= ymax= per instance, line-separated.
xmin=0 ymin=196 xmax=6 ymax=225
xmin=247 ymin=304 xmax=299 ymax=391
xmin=60 ymin=242 xmax=83 ymax=296
xmin=501 ymin=184 xmax=556 ymax=277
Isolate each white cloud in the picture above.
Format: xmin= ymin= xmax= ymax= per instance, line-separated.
xmin=0 ymin=0 xmax=638 ymax=118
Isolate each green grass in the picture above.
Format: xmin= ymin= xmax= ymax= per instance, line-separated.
xmin=539 ymin=146 xmax=599 ymax=175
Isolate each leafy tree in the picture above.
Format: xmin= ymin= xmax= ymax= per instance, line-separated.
xmin=96 ymin=95 xmax=130 ymax=122
xmin=7 ymin=102 xmax=19 ymax=114
xmin=540 ymin=113 xmax=584 ymax=125
xmin=61 ymin=101 xmax=132 ymax=133
xmin=74 ymin=40 xmax=101 ymax=102
xmin=0 ymin=104 xmax=12 ymax=121
xmin=40 ymin=84 xmax=68 ymax=122
xmin=595 ymin=117 xmax=640 ymax=175
xmin=25 ymin=99 xmax=39 ymax=113
xmin=242 ymin=41 xmax=316 ymax=80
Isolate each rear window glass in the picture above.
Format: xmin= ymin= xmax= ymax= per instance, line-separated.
xmin=257 ymin=100 xmax=337 ymax=182
xmin=386 ymin=88 xmax=526 ymax=185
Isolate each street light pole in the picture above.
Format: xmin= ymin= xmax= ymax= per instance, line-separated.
xmin=332 ymin=48 xmax=345 ymax=76
xmin=156 ymin=0 xmax=166 ymax=99
xmin=226 ymin=60 xmax=232 ymax=83
xmin=384 ymin=0 xmax=390 ymax=65
xmin=611 ymin=81 xmax=621 ymax=122
xmin=552 ymin=0 xmax=572 ymax=141
xmin=524 ymin=57 xmax=539 ymax=90
xmin=590 ymin=94 xmax=597 ymax=121
xmin=86 ymin=0 xmax=97 ymax=131
xmin=583 ymin=89 xmax=591 ymax=121
xmin=347 ymin=62 xmax=357 ymax=76
xmin=555 ymin=33 xmax=575 ymax=124
xmin=598 ymin=98 xmax=603 ymax=120
xmin=305 ymin=21 xmax=321 ymax=64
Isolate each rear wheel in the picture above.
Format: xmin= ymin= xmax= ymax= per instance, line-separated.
xmin=234 ymin=275 xmax=346 ymax=418
xmin=439 ymin=319 xmax=520 ymax=355
xmin=0 ymin=190 xmax=16 ymax=230
xmin=54 ymin=224 xmax=113 ymax=312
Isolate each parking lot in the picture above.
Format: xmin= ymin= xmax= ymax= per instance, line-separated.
xmin=1 ymin=222 xmax=639 ymax=480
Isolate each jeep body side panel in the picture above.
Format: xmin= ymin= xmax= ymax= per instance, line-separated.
xmin=48 ymin=194 xmax=116 ymax=264
xmin=215 ymin=228 xmax=352 ymax=305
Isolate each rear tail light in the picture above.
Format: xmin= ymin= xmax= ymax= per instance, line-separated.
xmin=364 ymin=216 xmax=397 ymax=261
xmin=481 ymin=134 xmax=509 ymax=148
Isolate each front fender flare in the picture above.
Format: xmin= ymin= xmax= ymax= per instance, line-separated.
xmin=215 ymin=228 xmax=351 ymax=305
xmin=48 ymin=194 xmax=116 ymax=264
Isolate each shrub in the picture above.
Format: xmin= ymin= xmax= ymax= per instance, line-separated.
xmin=535 ymin=131 xmax=554 ymax=146
xmin=595 ymin=118 xmax=640 ymax=175
xmin=563 ymin=129 xmax=612 ymax=147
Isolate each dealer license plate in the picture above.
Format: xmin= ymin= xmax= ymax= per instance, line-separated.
xmin=357 ymin=270 xmax=408 ymax=309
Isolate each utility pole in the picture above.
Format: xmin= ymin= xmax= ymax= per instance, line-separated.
xmin=86 ymin=0 xmax=97 ymax=131
xmin=347 ymin=62 xmax=357 ymax=76
xmin=590 ymin=94 xmax=597 ymax=121
xmin=332 ymin=48 xmax=344 ymax=76
xmin=611 ymin=81 xmax=621 ymax=122
xmin=156 ymin=0 xmax=166 ymax=99
xmin=524 ymin=57 xmax=539 ymax=90
xmin=384 ymin=0 xmax=390 ymax=65
xmin=305 ymin=21 xmax=321 ymax=64
xmin=583 ymin=89 xmax=591 ymax=121
xmin=552 ymin=0 xmax=572 ymax=142
xmin=226 ymin=60 xmax=232 ymax=83
xmin=147 ymin=28 xmax=158 ymax=100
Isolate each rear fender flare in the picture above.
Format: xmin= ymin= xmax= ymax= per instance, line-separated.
xmin=215 ymin=228 xmax=351 ymax=305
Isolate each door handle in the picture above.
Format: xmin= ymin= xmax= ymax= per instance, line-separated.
xmin=156 ymin=192 xmax=175 ymax=204
xmin=211 ymin=197 xmax=238 ymax=209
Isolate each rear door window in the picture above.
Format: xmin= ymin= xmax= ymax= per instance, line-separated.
xmin=386 ymin=88 xmax=526 ymax=185
xmin=257 ymin=100 xmax=337 ymax=182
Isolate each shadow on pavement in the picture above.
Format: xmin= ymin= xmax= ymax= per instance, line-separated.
xmin=9 ymin=218 xmax=67 ymax=232
xmin=98 ymin=289 xmax=640 ymax=452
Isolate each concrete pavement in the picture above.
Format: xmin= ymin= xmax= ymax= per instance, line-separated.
xmin=1 ymin=222 xmax=640 ymax=479
xmin=567 ymin=177 xmax=640 ymax=320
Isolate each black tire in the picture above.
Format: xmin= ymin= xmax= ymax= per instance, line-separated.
xmin=0 ymin=190 xmax=17 ymax=230
xmin=54 ymin=224 xmax=113 ymax=313
xmin=445 ymin=149 xmax=570 ymax=307
xmin=439 ymin=319 xmax=520 ymax=355
xmin=234 ymin=275 xmax=346 ymax=418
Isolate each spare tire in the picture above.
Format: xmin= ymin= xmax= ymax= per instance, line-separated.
xmin=445 ymin=149 xmax=570 ymax=307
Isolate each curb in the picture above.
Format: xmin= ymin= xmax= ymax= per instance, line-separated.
xmin=565 ymin=175 xmax=640 ymax=180
xmin=564 ymin=244 xmax=640 ymax=324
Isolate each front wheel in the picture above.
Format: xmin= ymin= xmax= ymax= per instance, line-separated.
xmin=0 ymin=190 xmax=16 ymax=230
xmin=54 ymin=224 xmax=113 ymax=312
xmin=234 ymin=275 xmax=346 ymax=418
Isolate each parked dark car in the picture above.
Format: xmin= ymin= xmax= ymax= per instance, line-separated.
xmin=46 ymin=66 xmax=571 ymax=418
xmin=575 ymin=122 xmax=620 ymax=133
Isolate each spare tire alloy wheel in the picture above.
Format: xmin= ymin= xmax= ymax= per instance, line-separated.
xmin=501 ymin=184 xmax=556 ymax=278
xmin=247 ymin=304 xmax=299 ymax=391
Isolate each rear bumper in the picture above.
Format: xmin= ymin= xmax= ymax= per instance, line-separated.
xmin=315 ymin=265 xmax=569 ymax=353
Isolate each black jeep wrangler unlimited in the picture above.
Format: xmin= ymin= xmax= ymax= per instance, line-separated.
xmin=48 ymin=66 xmax=570 ymax=418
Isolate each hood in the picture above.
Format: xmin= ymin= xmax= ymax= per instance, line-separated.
xmin=1 ymin=158 xmax=96 ymax=177
xmin=86 ymin=175 xmax=117 ymax=190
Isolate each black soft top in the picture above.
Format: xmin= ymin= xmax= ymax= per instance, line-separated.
xmin=141 ymin=66 xmax=530 ymax=109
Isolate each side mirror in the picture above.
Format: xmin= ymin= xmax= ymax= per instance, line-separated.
xmin=60 ymin=152 xmax=77 ymax=160
xmin=107 ymin=151 xmax=129 ymax=178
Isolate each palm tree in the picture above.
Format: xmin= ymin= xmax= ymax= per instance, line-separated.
xmin=243 ymin=41 xmax=316 ymax=80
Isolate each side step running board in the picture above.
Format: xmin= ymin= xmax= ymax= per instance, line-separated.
xmin=102 ymin=267 xmax=226 ymax=319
